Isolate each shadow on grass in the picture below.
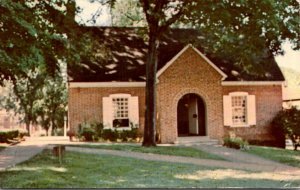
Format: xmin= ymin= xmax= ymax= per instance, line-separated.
xmin=0 ymin=150 xmax=299 ymax=188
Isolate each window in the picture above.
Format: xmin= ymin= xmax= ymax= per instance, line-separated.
xmin=103 ymin=94 xmax=139 ymax=129
xmin=223 ymin=92 xmax=256 ymax=127
xmin=112 ymin=97 xmax=129 ymax=128
xmin=231 ymin=95 xmax=247 ymax=125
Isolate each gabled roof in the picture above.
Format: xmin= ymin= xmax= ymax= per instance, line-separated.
xmin=156 ymin=44 xmax=227 ymax=80
xmin=68 ymin=27 xmax=284 ymax=82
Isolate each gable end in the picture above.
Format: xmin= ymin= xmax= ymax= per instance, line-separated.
xmin=156 ymin=44 xmax=227 ymax=80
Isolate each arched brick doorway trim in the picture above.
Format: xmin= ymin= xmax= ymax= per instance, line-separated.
xmin=177 ymin=93 xmax=206 ymax=136
xmin=172 ymin=88 xmax=211 ymax=138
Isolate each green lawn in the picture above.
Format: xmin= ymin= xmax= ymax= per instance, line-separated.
xmin=0 ymin=150 xmax=299 ymax=188
xmin=67 ymin=144 xmax=225 ymax=160
xmin=245 ymin=146 xmax=300 ymax=168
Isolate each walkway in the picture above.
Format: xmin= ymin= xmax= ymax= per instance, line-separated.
xmin=0 ymin=137 xmax=299 ymax=175
xmin=65 ymin=146 xmax=298 ymax=172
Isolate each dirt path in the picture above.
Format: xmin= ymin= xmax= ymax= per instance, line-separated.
xmin=1 ymin=136 xmax=299 ymax=176
xmin=65 ymin=146 xmax=299 ymax=173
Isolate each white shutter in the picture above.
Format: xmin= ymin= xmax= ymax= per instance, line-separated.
xmin=247 ymin=95 xmax=256 ymax=126
xmin=102 ymin=97 xmax=113 ymax=128
xmin=223 ymin=95 xmax=232 ymax=126
xmin=128 ymin=96 xmax=139 ymax=128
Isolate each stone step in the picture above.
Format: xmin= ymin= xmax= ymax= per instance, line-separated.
xmin=175 ymin=136 xmax=220 ymax=146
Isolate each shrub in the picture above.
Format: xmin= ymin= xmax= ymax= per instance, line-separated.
xmin=102 ymin=129 xmax=118 ymax=141
xmin=119 ymin=130 xmax=128 ymax=142
xmin=272 ymin=107 xmax=300 ymax=150
xmin=223 ymin=137 xmax=249 ymax=149
xmin=80 ymin=127 xmax=95 ymax=141
xmin=127 ymin=128 xmax=139 ymax=139
xmin=76 ymin=122 xmax=140 ymax=142
xmin=0 ymin=130 xmax=19 ymax=143
xmin=91 ymin=122 xmax=104 ymax=138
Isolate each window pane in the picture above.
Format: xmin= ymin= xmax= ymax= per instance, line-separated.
xmin=232 ymin=96 xmax=247 ymax=125
xmin=112 ymin=97 xmax=129 ymax=124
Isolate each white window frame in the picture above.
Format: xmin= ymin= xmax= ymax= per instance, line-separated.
xmin=223 ymin=92 xmax=256 ymax=127
xmin=103 ymin=94 xmax=139 ymax=130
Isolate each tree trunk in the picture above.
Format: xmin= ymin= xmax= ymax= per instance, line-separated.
xmin=46 ymin=128 xmax=49 ymax=136
xmin=25 ymin=121 xmax=31 ymax=136
xmin=142 ymin=34 xmax=159 ymax=147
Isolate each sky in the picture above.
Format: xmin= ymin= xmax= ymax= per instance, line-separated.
xmin=75 ymin=0 xmax=300 ymax=73
xmin=275 ymin=42 xmax=300 ymax=72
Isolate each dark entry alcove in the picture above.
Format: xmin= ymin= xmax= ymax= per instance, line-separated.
xmin=177 ymin=93 xmax=206 ymax=136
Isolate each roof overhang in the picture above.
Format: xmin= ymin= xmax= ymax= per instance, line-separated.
xmin=69 ymin=82 xmax=146 ymax=88
xmin=156 ymin=44 xmax=228 ymax=80
xmin=222 ymin=81 xmax=284 ymax=86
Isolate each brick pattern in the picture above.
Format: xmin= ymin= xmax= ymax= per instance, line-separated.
xmin=157 ymin=47 xmax=224 ymax=143
xmin=68 ymin=47 xmax=283 ymax=144
xmin=222 ymin=85 xmax=282 ymax=141
xmin=68 ymin=87 xmax=145 ymax=133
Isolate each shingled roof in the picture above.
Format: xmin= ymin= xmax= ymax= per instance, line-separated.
xmin=68 ymin=27 xmax=284 ymax=82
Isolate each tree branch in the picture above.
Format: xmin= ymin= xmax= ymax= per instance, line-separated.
xmin=158 ymin=1 xmax=190 ymax=34
xmin=139 ymin=0 xmax=151 ymax=24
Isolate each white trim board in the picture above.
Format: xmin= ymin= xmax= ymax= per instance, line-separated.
xmin=69 ymin=81 xmax=284 ymax=88
xmin=222 ymin=81 xmax=284 ymax=86
xmin=69 ymin=82 xmax=146 ymax=88
xmin=156 ymin=44 xmax=228 ymax=80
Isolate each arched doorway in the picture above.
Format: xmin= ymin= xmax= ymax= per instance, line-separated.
xmin=177 ymin=93 xmax=206 ymax=136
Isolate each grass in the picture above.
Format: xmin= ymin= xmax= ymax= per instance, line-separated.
xmin=67 ymin=144 xmax=225 ymax=160
xmin=0 ymin=150 xmax=299 ymax=188
xmin=245 ymin=145 xmax=300 ymax=168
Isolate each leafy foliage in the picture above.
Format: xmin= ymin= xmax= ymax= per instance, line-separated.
xmin=0 ymin=68 xmax=47 ymax=135
xmin=80 ymin=127 xmax=95 ymax=141
xmin=36 ymin=71 xmax=67 ymax=136
xmin=272 ymin=107 xmax=300 ymax=150
xmin=223 ymin=137 xmax=249 ymax=150
xmin=0 ymin=130 xmax=19 ymax=143
xmin=0 ymin=1 xmax=82 ymax=135
xmin=76 ymin=122 xmax=141 ymax=142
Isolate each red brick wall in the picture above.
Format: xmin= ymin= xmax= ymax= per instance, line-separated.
xmin=222 ymin=85 xmax=283 ymax=141
xmin=68 ymin=87 xmax=145 ymax=133
xmin=157 ymin=47 xmax=224 ymax=143
xmin=68 ymin=46 xmax=283 ymax=144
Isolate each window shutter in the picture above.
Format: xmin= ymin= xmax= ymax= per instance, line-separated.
xmin=128 ymin=96 xmax=139 ymax=128
xmin=247 ymin=95 xmax=256 ymax=125
xmin=102 ymin=97 xmax=113 ymax=128
xmin=223 ymin=95 xmax=232 ymax=126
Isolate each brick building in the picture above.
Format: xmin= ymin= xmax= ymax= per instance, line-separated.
xmin=68 ymin=27 xmax=285 ymax=144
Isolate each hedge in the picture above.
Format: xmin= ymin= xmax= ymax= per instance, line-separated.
xmin=0 ymin=130 xmax=19 ymax=143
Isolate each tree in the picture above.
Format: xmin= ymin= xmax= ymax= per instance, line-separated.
xmin=37 ymin=73 xmax=67 ymax=136
xmin=89 ymin=0 xmax=299 ymax=146
xmin=0 ymin=66 xmax=46 ymax=136
xmin=1 ymin=63 xmax=67 ymax=136
xmin=0 ymin=0 xmax=93 ymax=135
xmin=272 ymin=107 xmax=300 ymax=150
xmin=0 ymin=0 xmax=91 ymax=82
